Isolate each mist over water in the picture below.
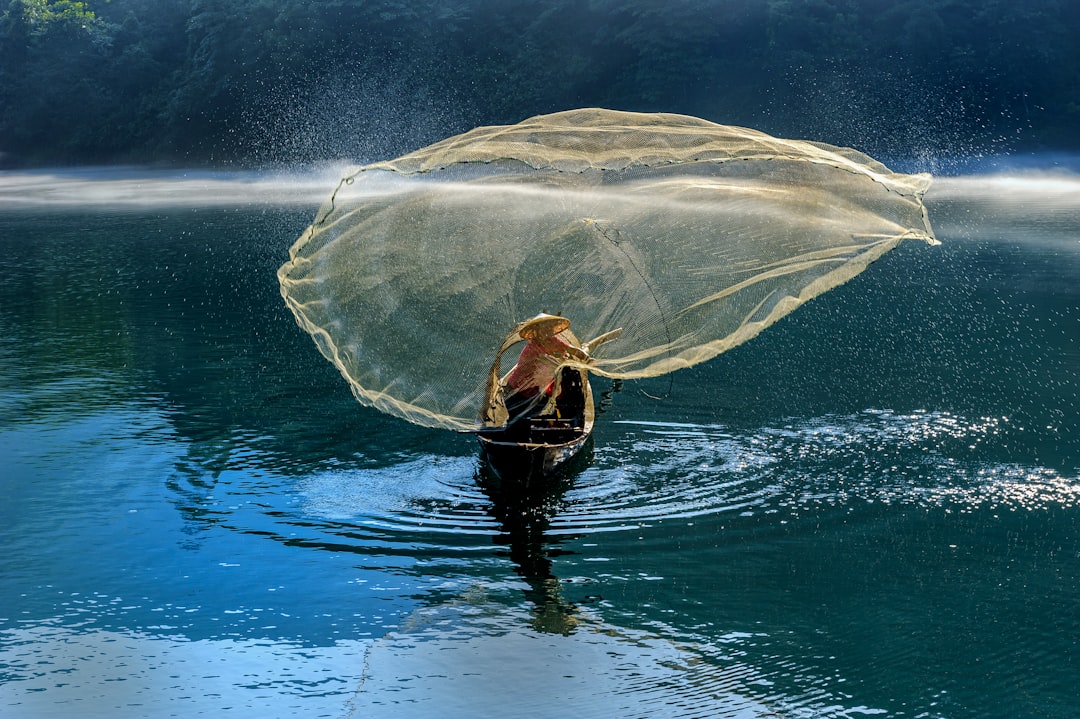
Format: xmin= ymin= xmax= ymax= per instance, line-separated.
xmin=3 ymin=154 xmax=1079 ymax=208
xmin=0 ymin=166 xmax=344 ymax=209
xmin=0 ymin=161 xmax=1077 ymax=718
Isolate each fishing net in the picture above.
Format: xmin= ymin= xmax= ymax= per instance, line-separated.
xmin=278 ymin=108 xmax=937 ymax=431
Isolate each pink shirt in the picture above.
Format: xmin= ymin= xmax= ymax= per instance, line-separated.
xmin=505 ymin=335 xmax=575 ymax=396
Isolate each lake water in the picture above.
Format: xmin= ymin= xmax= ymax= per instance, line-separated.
xmin=0 ymin=166 xmax=1077 ymax=719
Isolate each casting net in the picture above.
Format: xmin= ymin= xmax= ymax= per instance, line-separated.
xmin=279 ymin=108 xmax=937 ymax=431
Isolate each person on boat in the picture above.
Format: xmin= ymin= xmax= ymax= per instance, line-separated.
xmin=496 ymin=313 xmax=592 ymax=429
xmin=505 ymin=313 xmax=590 ymax=399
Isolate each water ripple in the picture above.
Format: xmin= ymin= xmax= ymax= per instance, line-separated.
xmin=166 ymin=409 xmax=1076 ymax=557
xmin=545 ymin=409 xmax=1076 ymax=534
xmin=297 ymin=455 xmax=495 ymax=535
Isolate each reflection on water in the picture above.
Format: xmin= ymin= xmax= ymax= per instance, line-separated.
xmin=1 ymin=168 xmax=1078 ymax=718
xmin=1 ymin=625 xmax=371 ymax=718
xmin=475 ymin=458 xmax=585 ymax=635
xmin=350 ymin=601 xmax=784 ymax=719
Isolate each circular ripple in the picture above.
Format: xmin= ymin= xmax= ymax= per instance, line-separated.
xmin=297 ymin=455 xmax=497 ymax=536
xmin=544 ymin=410 xmax=1078 ymax=534
xmin=167 ymin=410 xmax=1077 ymax=553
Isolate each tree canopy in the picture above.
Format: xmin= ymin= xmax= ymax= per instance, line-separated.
xmin=1 ymin=0 xmax=1077 ymax=167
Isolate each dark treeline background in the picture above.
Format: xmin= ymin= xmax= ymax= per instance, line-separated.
xmin=1 ymin=0 xmax=1078 ymax=168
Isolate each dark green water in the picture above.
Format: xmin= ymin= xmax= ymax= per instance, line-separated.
xmin=0 ymin=169 xmax=1077 ymax=718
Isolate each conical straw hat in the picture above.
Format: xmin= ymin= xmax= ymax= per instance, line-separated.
xmin=519 ymin=313 xmax=571 ymax=340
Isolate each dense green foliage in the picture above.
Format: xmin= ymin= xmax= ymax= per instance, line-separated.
xmin=1 ymin=0 xmax=1077 ymax=167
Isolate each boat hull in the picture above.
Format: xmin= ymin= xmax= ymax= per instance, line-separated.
xmin=477 ymin=369 xmax=594 ymax=481
xmin=478 ymin=428 xmax=591 ymax=479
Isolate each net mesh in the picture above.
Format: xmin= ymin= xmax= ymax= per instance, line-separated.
xmin=278 ymin=108 xmax=937 ymax=431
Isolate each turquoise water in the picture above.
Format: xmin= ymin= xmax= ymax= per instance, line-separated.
xmin=0 ymin=168 xmax=1077 ymax=718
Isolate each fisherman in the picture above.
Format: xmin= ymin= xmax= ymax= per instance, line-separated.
xmin=505 ymin=313 xmax=590 ymax=399
xmin=489 ymin=313 xmax=592 ymax=430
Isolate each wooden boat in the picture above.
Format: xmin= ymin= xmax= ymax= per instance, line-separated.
xmin=475 ymin=319 xmax=619 ymax=480
xmin=477 ymin=365 xmax=595 ymax=479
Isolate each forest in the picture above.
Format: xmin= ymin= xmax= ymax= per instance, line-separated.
xmin=1 ymin=0 xmax=1077 ymax=168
